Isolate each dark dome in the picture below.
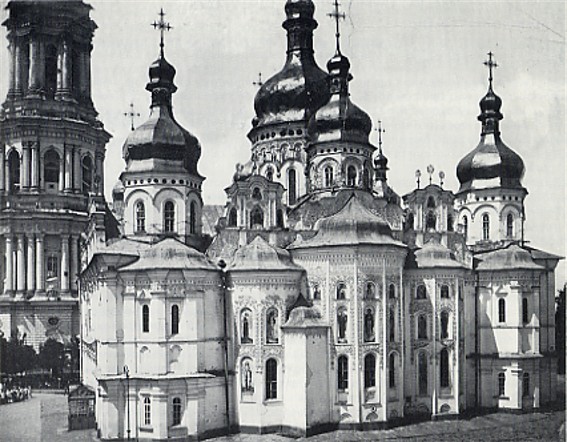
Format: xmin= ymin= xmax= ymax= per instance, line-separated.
xmin=122 ymin=53 xmax=202 ymax=176
xmin=308 ymin=54 xmax=372 ymax=143
xmin=456 ymin=85 xmax=524 ymax=193
xmin=251 ymin=0 xmax=330 ymax=128
xmin=374 ymin=151 xmax=388 ymax=169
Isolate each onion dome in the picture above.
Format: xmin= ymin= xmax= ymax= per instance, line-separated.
xmin=122 ymin=51 xmax=202 ymax=176
xmin=289 ymin=194 xmax=405 ymax=249
xmin=251 ymin=0 xmax=330 ymax=129
xmin=308 ymin=52 xmax=372 ymax=144
xmin=228 ymin=236 xmax=303 ymax=272
xmin=456 ymin=56 xmax=525 ymax=194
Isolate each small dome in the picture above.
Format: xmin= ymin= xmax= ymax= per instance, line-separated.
xmin=112 ymin=180 xmax=124 ymax=195
xmin=374 ymin=151 xmax=389 ymax=169
xmin=147 ymin=55 xmax=176 ymax=91
xmin=479 ymin=86 xmax=502 ymax=115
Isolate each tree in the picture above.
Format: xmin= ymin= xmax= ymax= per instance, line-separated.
xmin=1 ymin=335 xmax=37 ymax=374
xmin=38 ymin=339 xmax=65 ymax=377
xmin=556 ymin=286 xmax=565 ymax=374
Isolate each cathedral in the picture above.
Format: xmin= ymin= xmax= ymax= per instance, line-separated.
xmin=0 ymin=0 xmax=562 ymax=441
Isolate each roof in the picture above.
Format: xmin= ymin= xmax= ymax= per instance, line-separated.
xmin=227 ymin=236 xmax=303 ymax=272
xmin=289 ymin=194 xmax=406 ymax=249
xmin=282 ymin=306 xmax=328 ymax=329
xmin=411 ymin=240 xmax=468 ymax=269
xmin=523 ymin=245 xmax=564 ymax=261
xmin=120 ymin=238 xmax=217 ymax=272
xmin=475 ymin=244 xmax=543 ymax=271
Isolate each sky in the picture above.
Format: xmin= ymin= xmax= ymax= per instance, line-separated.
xmin=0 ymin=0 xmax=565 ymax=286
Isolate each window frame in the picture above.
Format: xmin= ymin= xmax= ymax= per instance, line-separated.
xmin=135 ymin=201 xmax=146 ymax=233
xmin=171 ymin=304 xmax=179 ymax=335
xmin=171 ymin=397 xmax=182 ymax=426
xmin=163 ymin=201 xmax=176 ymax=233
xmin=143 ymin=397 xmax=151 ymax=426
xmin=265 ymin=358 xmax=278 ymax=400
xmin=337 ymin=355 xmax=349 ymax=391
xmin=142 ymin=304 xmax=150 ymax=333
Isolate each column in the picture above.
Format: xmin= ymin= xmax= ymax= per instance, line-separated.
xmin=22 ymin=144 xmax=30 ymax=190
xmin=84 ymin=46 xmax=92 ymax=101
xmin=58 ymin=153 xmax=65 ymax=192
xmin=26 ymin=235 xmax=35 ymax=293
xmin=61 ymin=235 xmax=69 ymax=293
xmin=8 ymin=41 xmax=15 ymax=97
xmin=35 ymin=235 xmax=44 ymax=292
xmin=4 ymin=154 xmax=10 ymax=191
xmin=0 ymin=144 xmax=5 ymax=192
xmin=27 ymin=35 xmax=41 ymax=96
xmin=56 ymin=39 xmax=71 ymax=99
xmin=73 ymin=147 xmax=81 ymax=192
xmin=70 ymin=235 xmax=78 ymax=293
xmin=64 ymin=146 xmax=72 ymax=192
xmin=4 ymin=237 xmax=13 ymax=293
xmin=30 ymin=142 xmax=39 ymax=190
xmin=16 ymin=235 xmax=25 ymax=292
xmin=95 ymin=152 xmax=104 ymax=195
xmin=13 ymin=39 xmax=22 ymax=96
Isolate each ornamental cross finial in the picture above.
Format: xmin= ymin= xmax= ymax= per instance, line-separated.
xmin=253 ymin=72 xmax=263 ymax=88
xmin=484 ymin=51 xmax=498 ymax=88
xmin=152 ymin=8 xmax=172 ymax=57
xmin=124 ymin=102 xmax=140 ymax=131
xmin=328 ymin=0 xmax=346 ymax=55
xmin=375 ymin=120 xmax=386 ymax=154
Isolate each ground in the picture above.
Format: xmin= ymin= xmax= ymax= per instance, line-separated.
xmin=0 ymin=390 xmax=564 ymax=442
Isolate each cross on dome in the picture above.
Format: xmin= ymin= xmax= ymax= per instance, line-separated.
xmin=328 ymin=0 xmax=346 ymax=55
xmin=253 ymin=72 xmax=263 ymax=88
xmin=152 ymin=8 xmax=173 ymax=57
xmin=376 ymin=120 xmax=385 ymax=154
xmin=484 ymin=51 xmax=498 ymax=88
xmin=123 ymin=102 xmax=140 ymax=131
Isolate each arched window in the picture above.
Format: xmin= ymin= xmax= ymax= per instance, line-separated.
xmin=364 ymin=308 xmax=375 ymax=342
xmin=389 ymin=308 xmax=396 ymax=342
xmin=506 ymin=213 xmax=514 ymax=238
xmin=337 ymin=307 xmax=348 ymax=343
xmin=389 ymin=353 xmax=397 ymax=388
xmin=44 ymin=150 xmax=60 ymax=185
xmin=447 ymin=214 xmax=454 ymax=232
xmin=266 ymin=308 xmax=278 ymax=344
xmin=265 ymin=358 xmax=278 ymax=399
xmin=143 ymin=397 xmax=151 ymax=426
xmin=498 ymin=372 xmax=505 ymax=396
xmin=482 ymin=214 xmax=490 ymax=241
xmin=427 ymin=196 xmax=436 ymax=208
xmin=228 ymin=207 xmax=237 ymax=227
xmin=240 ymin=309 xmax=253 ymax=344
xmin=312 ymin=284 xmax=321 ymax=300
xmin=417 ymin=314 xmax=427 ymax=339
xmin=250 ymin=206 xmax=264 ymax=228
xmin=522 ymin=372 xmax=530 ymax=397
xmin=252 ymin=187 xmax=262 ymax=200
xmin=389 ymin=284 xmax=396 ymax=299
xmin=142 ymin=305 xmax=150 ymax=333
xmin=189 ymin=201 xmax=197 ymax=234
xmin=440 ymin=285 xmax=450 ymax=299
xmin=426 ymin=211 xmax=436 ymax=230
xmin=81 ymin=155 xmax=93 ymax=194
xmin=416 ymin=284 xmax=427 ymax=300
xmin=164 ymin=201 xmax=175 ymax=233
xmin=276 ymin=209 xmax=284 ymax=228
xmin=338 ymin=355 xmax=349 ymax=391
xmin=336 ymin=282 xmax=346 ymax=300
xmin=463 ymin=215 xmax=468 ymax=240
xmin=347 ymin=165 xmax=357 ymax=186
xmin=288 ymin=169 xmax=297 ymax=205
xmin=171 ymin=305 xmax=179 ymax=335
xmin=241 ymin=358 xmax=254 ymax=392
xmin=440 ymin=348 xmax=450 ymax=388
xmin=522 ymin=298 xmax=529 ymax=324
xmin=265 ymin=168 xmax=274 ymax=181
xmin=365 ymin=282 xmax=375 ymax=299
xmin=45 ymin=45 xmax=58 ymax=98
xmin=8 ymin=150 xmax=20 ymax=192
xmin=498 ymin=298 xmax=506 ymax=323
xmin=364 ymin=354 xmax=376 ymax=389
xmin=406 ymin=212 xmax=415 ymax=230
xmin=135 ymin=201 xmax=145 ymax=233
xmin=418 ymin=352 xmax=428 ymax=396
xmin=440 ymin=311 xmax=449 ymax=339
xmin=172 ymin=397 xmax=182 ymax=426
xmin=324 ymin=166 xmax=334 ymax=187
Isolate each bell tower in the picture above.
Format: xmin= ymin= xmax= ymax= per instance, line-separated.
xmin=0 ymin=0 xmax=111 ymax=350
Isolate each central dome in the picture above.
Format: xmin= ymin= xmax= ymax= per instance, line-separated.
xmin=251 ymin=0 xmax=329 ymax=128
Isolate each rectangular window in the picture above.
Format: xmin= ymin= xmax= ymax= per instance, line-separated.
xmin=47 ymin=255 xmax=58 ymax=278
xmin=498 ymin=373 xmax=506 ymax=397
xmin=143 ymin=397 xmax=151 ymax=426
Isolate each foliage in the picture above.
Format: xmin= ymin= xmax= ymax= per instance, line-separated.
xmin=38 ymin=338 xmax=65 ymax=376
xmin=0 ymin=336 xmax=38 ymax=374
